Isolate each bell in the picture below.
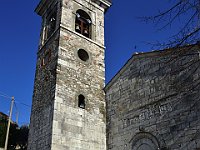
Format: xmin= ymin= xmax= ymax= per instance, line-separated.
xmin=50 ymin=17 xmax=56 ymax=22
xmin=75 ymin=25 xmax=80 ymax=31
xmin=76 ymin=13 xmax=80 ymax=18
xmin=79 ymin=103 xmax=85 ymax=109
xmin=87 ymin=19 xmax=92 ymax=24
xmin=84 ymin=29 xmax=88 ymax=34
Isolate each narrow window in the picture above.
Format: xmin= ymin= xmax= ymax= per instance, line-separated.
xmin=44 ymin=51 xmax=51 ymax=64
xmin=78 ymin=94 xmax=86 ymax=109
xmin=45 ymin=11 xmax=57 ymax=40
xmin=75 ymin=10 xmax=92 ymax=38
xmin=41 ymin=50 xmax=51 ymax=67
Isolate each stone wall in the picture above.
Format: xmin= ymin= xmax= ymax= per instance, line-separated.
xmin=28 ymin=0 xmax=110 ymax=149
xmin=28 ymin=30 xmax=59 ymax=150
xmin=28 ymin=0 xmax=61 ymax=149
xmin=105 ymin=45 xmax=200 ymax=150
xmin=51 ymin=0 xmax=107 ymax=148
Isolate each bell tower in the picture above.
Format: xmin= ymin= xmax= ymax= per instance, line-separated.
xmin=28 ymin=0 xmax=111 ymax=150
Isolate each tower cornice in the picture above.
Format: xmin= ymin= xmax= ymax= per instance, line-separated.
xmin=35 ymin=0 xmax=56 ymax=16
xmin=35 ymin=0 xmax=111 ymax=16
xmin=91 ymin=0 xmax=112 ymax=11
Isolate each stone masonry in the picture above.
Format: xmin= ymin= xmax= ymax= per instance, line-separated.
xmin=105 ymin=45 xmax=200 ymax=150
xmin=28 ymin=0 xmax=200 ymax=150
xmin=28 ymin=0 xmax=111 ymax=150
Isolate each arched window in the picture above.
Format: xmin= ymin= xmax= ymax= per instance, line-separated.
xmin=75 ymin=9 xmax=92 ymax=38
xmin=78 ymin=94 xmax=86 ymax=109
xmin=131 ymin=132 xmax=161 ymax=150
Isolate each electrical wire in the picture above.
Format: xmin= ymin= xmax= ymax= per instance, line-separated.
xmin=0 ymin=91 xmax=31 ymax=126
xmin=0 ymin=94 xmax=11 ymax=99
xmin=15 ymin=99 xmax=31 ymax=108
xmin=0 ymin=91 xmax=11 ymax=97
xmin=14 ymin=101 xmax=19 ymax=112
xmin=0 ymin=91 xmax=31 ymax=108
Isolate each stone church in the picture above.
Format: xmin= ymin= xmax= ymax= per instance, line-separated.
xmin=28 ymin=0 xmax=200 ymax=150
xmin=105 ymin=44 xmax=200 ymax=150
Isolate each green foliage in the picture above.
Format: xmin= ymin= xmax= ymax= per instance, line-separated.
xmin=15 ymin=126 xmax=29 ymax=150
xmin=8 ymin=123 xmax=19 ymax=150
xmin=0 ymin=117 xmax=7 ymax=148
xmin=0 ymin=118 xmax=29 ymax=150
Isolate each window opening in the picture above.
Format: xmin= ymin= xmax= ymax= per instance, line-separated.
xmin=78 ymin=94 xmax=86 ymax=109
xmin=45 ymin=11 xmax=57 ymax=40
xmin=77 ymin=49 xmax=89 ymax=62
xmin=41 ymin=50 xmax=51 ymax=67
xmin=75 ymin=10 xmax=92 ymax=38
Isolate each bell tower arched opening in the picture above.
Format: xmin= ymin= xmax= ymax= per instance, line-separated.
xmin=75 ymin=9 xmax=92 ymax=39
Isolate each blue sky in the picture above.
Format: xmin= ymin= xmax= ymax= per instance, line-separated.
xmin=0 ymin=0 xmax=180 ymax=125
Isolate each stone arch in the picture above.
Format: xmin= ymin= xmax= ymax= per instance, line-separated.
xmin=75 ymin=9 xmax=92 ymax=39
xmin=130 ymin=132 xmax=160 ymax=150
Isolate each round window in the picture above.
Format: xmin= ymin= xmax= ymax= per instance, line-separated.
xmin=78 ymin=49 xmax=89 ymax=62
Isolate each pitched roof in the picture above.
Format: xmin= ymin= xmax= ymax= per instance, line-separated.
xmin=0 ymin=112 xmax=8 ymax=118
xmin=0 ymin=112 xmax=17 ymax=125
xmin=104 ymin=44 xmax=199 ymax=92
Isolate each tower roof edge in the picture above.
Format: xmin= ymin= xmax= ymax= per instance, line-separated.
xmin=91 ymin=0 xmax=112 ymax=11
xmin=35 ymin=0 xmax=55 ymax=16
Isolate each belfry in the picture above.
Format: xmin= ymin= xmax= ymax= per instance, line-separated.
xmin=28 ymin=0 xmax=111 ymax=149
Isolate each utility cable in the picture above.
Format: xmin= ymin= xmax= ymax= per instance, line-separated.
xmin=0 ymin=94 xmax=11 ymax=100
xmin=0 ymin=91 xmax=11 ymax=97
xmin=0 ymin=91 xmax=31 ymax=108
xmin=15 ymin=100 xmax=31 ymax=108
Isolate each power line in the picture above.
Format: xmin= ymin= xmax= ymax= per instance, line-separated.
xmin=14 ymin=102 xmax=18 ymax=111
xmin=0 ymin=91 xmax=11 ymax=97
xmin=0 ymin=92 xmax=31 ymax=128
xmin=0 ymin=90 xmax=31 ymax=108
xmin=14 ymin=102 xmax=19 ymax=123
xmin=0 ymin=94 xmax=31 ymax=108
xmin=0 ymin=94 xmax=11 ymax=100
xmin=0 ymin=94 xmax=20 ymax=124
xmin=15 ymin=100 xmax=31 ymax=108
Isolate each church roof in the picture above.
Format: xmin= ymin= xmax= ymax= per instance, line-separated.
xmin=104 ymin=44 xmax=199 ymax=92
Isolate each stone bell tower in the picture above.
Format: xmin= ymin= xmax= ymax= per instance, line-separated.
xmin=28 ymin=0 xmax=111 ymax=149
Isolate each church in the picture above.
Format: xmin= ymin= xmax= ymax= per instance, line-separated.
xmin=28 ymin=0 xmax=200 ymax=149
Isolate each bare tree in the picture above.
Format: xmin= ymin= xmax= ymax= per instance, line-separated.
xmin=141 ymin=0 xmax=200 ymax=48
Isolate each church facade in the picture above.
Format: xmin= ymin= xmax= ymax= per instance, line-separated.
xmin=28 ymin=0 xmax=200 ymax=150
xmin=105 ymin=45 xmax=200 ymax=150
